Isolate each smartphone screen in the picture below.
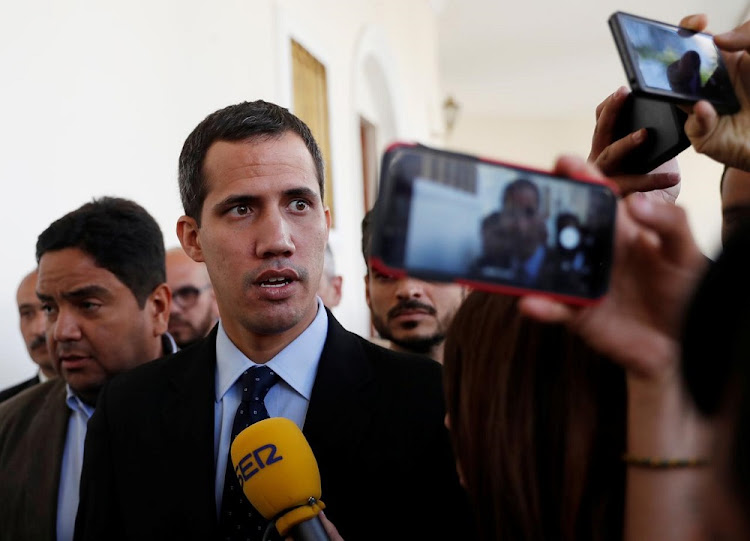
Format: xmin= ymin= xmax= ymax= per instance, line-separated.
xmin=609 ymin=11 xmax=739 ymax=114
xmin=370 ymin=143 xmax=619 ymax=305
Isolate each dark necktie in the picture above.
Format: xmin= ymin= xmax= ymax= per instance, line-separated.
xmin=219 ymin=365 xmax=279 ymax=541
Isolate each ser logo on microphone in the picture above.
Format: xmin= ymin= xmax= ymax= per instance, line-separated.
xmin=235 ymin=443 xmax=284 ymax=486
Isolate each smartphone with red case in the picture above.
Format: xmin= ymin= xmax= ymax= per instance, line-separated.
xmin=368 ymin=142 xmax=619 ymax=306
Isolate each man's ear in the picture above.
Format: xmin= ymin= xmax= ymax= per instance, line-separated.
xmin=176 ymin=216 xmax=204 ymax=263
xmin=147 ymin=283 xmax=171 ymax=336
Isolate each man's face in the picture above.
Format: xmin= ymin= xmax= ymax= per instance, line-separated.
xmin=37 ymin=247 xmax=166 ymax=403
xmin=317 ymin=271 xmax=342 ymax=308
xmin=365 ymin=268 xmax=464 ymax=358
xmin=502 ymin=185 xmax=546 ymax=260
xmin=17 ymin=270 xmax=54 ymax=374
xmin=177 ymin=133 xmax=330 ymax=351
xmin=166 ymin=250 xmax=218 ymax=347
xmin=721 ymin=167 xmax=750 ymax=246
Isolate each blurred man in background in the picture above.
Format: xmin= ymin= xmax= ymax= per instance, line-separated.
xmin=317 ymin=242 xmax=342 ymax=308
xmin=165 ymin=246 xmax=219 ymax=348
xmin=361 ymin=208 xmax=466 ymax=363
xmin=0 ymin=269 xmax=58 ymax=403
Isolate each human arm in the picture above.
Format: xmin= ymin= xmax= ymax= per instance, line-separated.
xmin=519 ymin=155 xmax=712 ymax=541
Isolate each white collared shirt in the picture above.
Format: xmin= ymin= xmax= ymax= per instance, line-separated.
xmin=213 ymin=298 xmax=328 ymax=515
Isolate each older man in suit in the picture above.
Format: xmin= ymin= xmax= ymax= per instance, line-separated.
xmin=75 ymin=100 xmax=473 ymax=541
xmin=0 ymin=269 xmax=58 ymax=403
xmin=0 ymin=197 xmax=174 ymax=541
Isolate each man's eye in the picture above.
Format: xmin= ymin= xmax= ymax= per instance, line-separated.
xmin=80 ymin=301 xmax=101 ymax=312
xmin=289 ymin=200 xmax=310 ymax=212
xmin=374 ymin=270 xmax=396 ymax=282
xmin=230 ymin=205 xmax=251 ymax=216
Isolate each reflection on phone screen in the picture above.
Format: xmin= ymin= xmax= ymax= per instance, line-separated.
xmin=372 ymin=146 xmax=617 ymax=301
xmin=618 ymin=13 xmax=735 ymax=106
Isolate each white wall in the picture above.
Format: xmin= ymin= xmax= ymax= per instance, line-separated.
xmin=0 ymin=1 xmax=723 ymax=389
xmin=0 ymin=0 xmax=445 ymax=387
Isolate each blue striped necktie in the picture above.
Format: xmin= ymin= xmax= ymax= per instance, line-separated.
xmin=219 ymin=365 xmax=279 ymax=541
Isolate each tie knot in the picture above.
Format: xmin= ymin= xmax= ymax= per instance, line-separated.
xmin=239 ymin=365 xmax=279 ymax=403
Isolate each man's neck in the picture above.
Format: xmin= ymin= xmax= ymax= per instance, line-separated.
xmin=223 ymin=304 xmax=319 ymax=364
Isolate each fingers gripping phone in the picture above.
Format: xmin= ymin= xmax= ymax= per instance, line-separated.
xmin=612 ymin=93 xmax=690 ymax=175
xmin=609 ymin=11 xmax=739 ymax=115
xmin=369 ymin=143 xmax=619 ymax=306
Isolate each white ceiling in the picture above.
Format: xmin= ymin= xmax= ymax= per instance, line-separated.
xmin=436 ymin=0 xmax=750 ymax=118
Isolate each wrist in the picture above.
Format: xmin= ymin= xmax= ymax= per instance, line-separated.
xmin=626 ymin=366 xmax=713 ymax=458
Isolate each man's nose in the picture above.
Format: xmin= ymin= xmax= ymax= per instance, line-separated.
xmin=395 ymin=278 xmax=426 ymax=299
xmin=255 ymin=209 xmax=295 ymax=258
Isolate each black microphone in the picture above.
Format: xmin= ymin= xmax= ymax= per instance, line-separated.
xmin=230 ymin=417 xmax=331 ymax=541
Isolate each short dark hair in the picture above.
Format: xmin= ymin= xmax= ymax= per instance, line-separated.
xmin=361 ymin=208 xmax=374 ymax=267
xmin=502 ymin=178 xmax=540 ymax=209
xmin=178 ymin=100 xmax=325 ymax=224
xmin=36 ymin=197 xmax=166 ymax=308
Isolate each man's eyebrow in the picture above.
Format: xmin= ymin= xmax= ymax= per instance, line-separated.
xmin=283 ymin=187 xmax=319 ymax=199
xmin=38 ymin=285 xmax=111 ymax=302
xmin=214 ymin=194 xmax=261 ymax=209
xmin=214 ymin=187 xmax=320 ymax=210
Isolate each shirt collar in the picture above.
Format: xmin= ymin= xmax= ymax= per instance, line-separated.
xmin=215 ymin=298 xmax=328 ymax=402
xmin=63 ymin=333 xmax=178 ymax=416
xmin=65 ymin=384 xmax=96 ymax=419
xmin=162 ymin=332 xmax=179 ymax=355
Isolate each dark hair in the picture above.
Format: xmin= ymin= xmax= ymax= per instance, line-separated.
xmin=361 ymin=208 xmax=374 ymax=267
xmin=35 ymin=197 xmax=165 ymax=308
xmin=443 ymin=291 xmax=625 ymax=541
xmin=502 ymin=178 xmax=540 ymax=208
xmin=178 ymin=100 xmax=325 ymax=224
xmin=682 ymin=221 xmax=750 ymax=510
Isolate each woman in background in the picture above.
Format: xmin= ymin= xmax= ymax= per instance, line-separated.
xmin=442 ymin=291 xmax=626 ymax=541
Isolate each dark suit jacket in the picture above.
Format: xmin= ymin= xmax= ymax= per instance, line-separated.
xmin=0 ymin=378 xmax=70 ymax=541
xmin=75 ymin=311 xmax=474 ymax=540
xmin=0 ymin=374 xmax=41 ymax=403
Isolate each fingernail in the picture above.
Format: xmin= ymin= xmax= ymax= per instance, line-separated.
xmin=632 ymin=129 xmax=646 ymax=143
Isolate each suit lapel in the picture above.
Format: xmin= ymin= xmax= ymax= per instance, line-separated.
xmin=303 ymin=312 xmax=378 ymax=468
xmin=24 ymin=380 xmax=70 ymax=539
xmin=161 ymin=328 xmax=219 ymax=529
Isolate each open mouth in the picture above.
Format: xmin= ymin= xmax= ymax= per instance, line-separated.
xmin=260 ymin=277 xmax=293 ymax=288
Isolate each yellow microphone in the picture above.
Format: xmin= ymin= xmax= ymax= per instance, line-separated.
xmin=230 ymin=417 xmax=330 ymax=540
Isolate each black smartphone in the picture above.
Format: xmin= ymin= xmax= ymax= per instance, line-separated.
xmin=609 ymin=11 xmax=739 ymax=115
xmin=613 ymin=93 xmax=690 ymax=174
xmin=369 ymin=143 xmax=619 ymax=306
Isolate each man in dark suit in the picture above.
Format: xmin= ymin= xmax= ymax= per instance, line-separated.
xmin=0 ymin=268 xmax=58 ymax=403
xmin=0 ymin=198 xmax=174 ymax=541
xmin=75 ymin=100 xmax=473 ymax=541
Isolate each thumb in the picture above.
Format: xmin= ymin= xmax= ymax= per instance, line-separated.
xmin=684 ymin=100 xmax=719 ymax=145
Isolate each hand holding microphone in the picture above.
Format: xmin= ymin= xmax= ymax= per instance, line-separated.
xmin=230 ymin=417 xmax=337 ymax=541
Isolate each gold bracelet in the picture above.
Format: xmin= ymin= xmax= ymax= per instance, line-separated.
xmin=622 ymin=453 xmax=709 ymax=469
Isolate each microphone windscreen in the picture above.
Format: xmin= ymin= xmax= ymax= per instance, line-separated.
xmin=230 ymin=417 xmax=322 ymax=520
